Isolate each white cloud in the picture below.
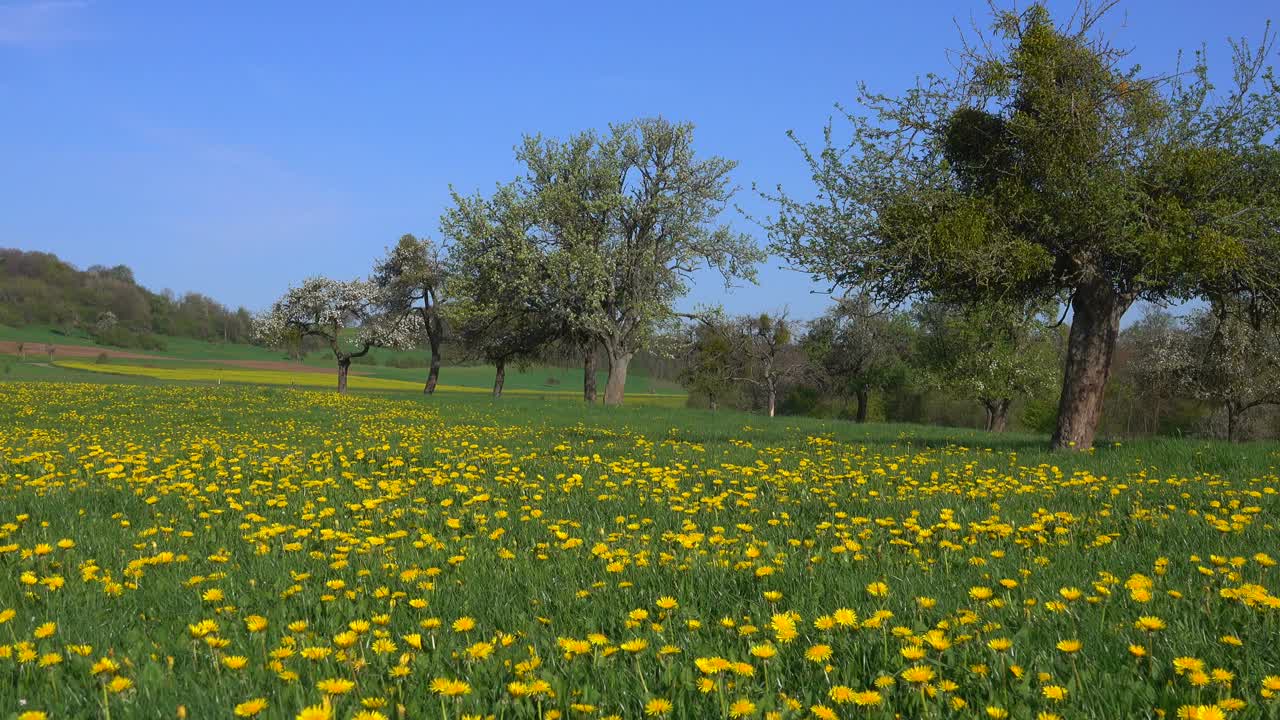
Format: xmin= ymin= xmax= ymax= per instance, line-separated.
xmin=0 ymin=0 xmax=89 ymax=48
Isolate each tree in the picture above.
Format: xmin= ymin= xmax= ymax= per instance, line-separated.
xmin=766 ymin=3 xmax=1280 ymax=449
xmin=677 ymin=311 xmax=737 ymax=410
xmin=254 ymin=277 xmax=419 ymax=393
xmin=914 ymin=299 xmax=1059 ymax=432
xmin=442 ymin=184 xmax=561 ymax=397
xmin=1112 ymin=306 xmax=1187 ymax=435
xmin=734 ymin=311 xmax=810 ymax=417
xmin=803 ymin=296 xmax=911 ymax=422
xmin=1168 ymin=299 xmax=1280 ymax=442
xmin=374 ymin=234 xmax=447 ymax=394
xmin=519 ymin=118 xmax=765 ymax=406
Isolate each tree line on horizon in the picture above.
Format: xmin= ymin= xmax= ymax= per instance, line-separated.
xmin=0 ymin=248 xmax=256 ymax=349
xmin=679 ymin=300 xmax=1280 ymax=443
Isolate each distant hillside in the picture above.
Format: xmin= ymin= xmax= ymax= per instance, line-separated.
xmin=0 ymin=248 xmax=253 ymax=349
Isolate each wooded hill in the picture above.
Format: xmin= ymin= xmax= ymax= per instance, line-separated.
xmin=0 ymin=248 xmax=254 ymax=348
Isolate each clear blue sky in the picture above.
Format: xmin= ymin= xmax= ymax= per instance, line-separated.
xmin=1 ymin=0 xmax=1273 ymax=318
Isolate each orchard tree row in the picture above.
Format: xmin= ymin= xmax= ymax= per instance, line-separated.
xmin=255 ymin=3 xmax=1280 ymax=450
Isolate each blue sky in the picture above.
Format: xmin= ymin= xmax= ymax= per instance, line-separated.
xmin=1 ymin=0 xmax=1273 ymax=318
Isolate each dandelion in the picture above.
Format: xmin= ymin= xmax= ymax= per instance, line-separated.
xmin=234 ymin=699 xmax=268 ymax=717
xmin=1135 ymin=616 xmax=1166 ymax=632
xmin=805 ymin=644 xmax=832 ymax=663
xmin=429 ymin=678 xmax=471 ymax=697
xmin=296 ymin=701 xmax=332 ymax=720
xmin=219 ymin=654 xmax=248 ymax=670
xmin=901 ymin=665 xmax=935 ymax=684
xmin=1177 ymin=706 xmax=1225 ymax=720
xmin=644 ymin=698 xmax=673 ymax=717
xmin=317 ymin=678 xmax=355 ymax=695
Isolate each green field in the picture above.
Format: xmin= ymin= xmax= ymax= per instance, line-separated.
xmin=0 ymin=324 xmax=684 ymax=398
xmin=2 ymin=381 xmax=1279 ymax=720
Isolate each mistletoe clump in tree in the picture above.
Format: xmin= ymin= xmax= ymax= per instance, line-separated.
xmin=254 ymin=277 xmax=421 ymax=393
xmin=767 ymin=3 xmax=1280 ymax=449
xmin=734 ymin=311 xmax=811 ymax=418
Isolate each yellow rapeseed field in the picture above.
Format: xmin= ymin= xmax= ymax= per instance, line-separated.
xmin=1 ymin=383 xmax=1278 ymax=720
xmin=49 ymin=361 xmax=684 ymax=407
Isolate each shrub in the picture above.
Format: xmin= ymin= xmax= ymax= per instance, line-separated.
xmin=1021 ymin=397 xmax=1059 ymax=435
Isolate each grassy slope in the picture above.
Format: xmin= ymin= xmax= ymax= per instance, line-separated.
xmin=0 ymin=324 xmax=683 ymax=395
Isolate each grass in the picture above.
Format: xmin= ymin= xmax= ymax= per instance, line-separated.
xmin=47 ymin=360 xmax=685 ymax=406
xmin=0 ymin=324 xmax=684 ymax=396
xmin=1 ymin=382 xmax=1279 ymax=720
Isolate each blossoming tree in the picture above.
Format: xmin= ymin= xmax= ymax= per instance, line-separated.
xmin=254 ymin=277 xmax=421 ymax=393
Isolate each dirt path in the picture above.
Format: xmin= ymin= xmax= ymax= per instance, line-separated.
xmin=0 ymin=341 xmax=341 ymax=374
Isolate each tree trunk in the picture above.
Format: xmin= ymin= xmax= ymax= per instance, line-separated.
xmin=1050 ymin=282 xmax=1132 ymax=451
xmin=493 ymin=359 xmax=506 ymax=398
xmin=982 ymin=403 xmax=994 ymax=432
xmin=337 ymin=357 xmax=351 ymax=394
xmin=583 ymin=350 xmax=598 ymax=403
xmin=855 ymin=389 xmax=869 ymax=423
xmin=990 ymin=398 xmax=1010 ymax=433
xmin=709 ymin=394 xmax=719 ymax=411
xmin=603 ymin=349 xmax=632 ymax=406
xmin=767 ymin=379 xmax=777 ymax=418
xmin=1226 ymin=403 xmax=1238 ymax=443
xmin=424 ymin=332 xmax=441 ymax=395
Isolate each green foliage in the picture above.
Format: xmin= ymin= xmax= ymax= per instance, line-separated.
xmin=766 ymin=2 xmax=1280 ymax=448
xmin=0 ymin=248 xmax=255 ymax=344
xmin=442 ymin=184 xmax=561 ymax=369
xmin=1164 ymin=297 xmax=1280 ymax=440
xmin=677 ymin=313 xmax=739 ymax=409
xmin=89 ymin=324 xmax=167 ymax=351
xmin=804 ymin=295 xmax=912 ymax=402
xmin=777 ymin=383 xmax=821 ymax=416
xmin=444 ymin=118 xmax=763 ymax=403
xmin=913 ymin=298 xmax=1060 ymax=409
xmin=1021 ymin=396 xmax=1060 ymax=435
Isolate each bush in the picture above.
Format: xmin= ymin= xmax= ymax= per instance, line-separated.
xmin=1021 ymin=396 xmax=1059 ymax=435
xmin=779 ymin=385 xmax=822 ymax=416
xmin=95 ymin=352 xmax=110 ymax=364
xmin=91 ymin=326 xmax=166 ymax=351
